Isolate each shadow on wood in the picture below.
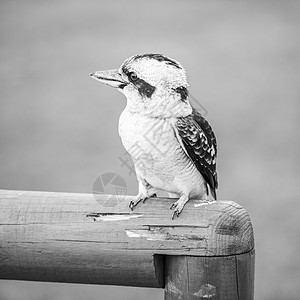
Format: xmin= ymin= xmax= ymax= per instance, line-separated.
xmin=0 ymin=189 xmax=254 ymax=299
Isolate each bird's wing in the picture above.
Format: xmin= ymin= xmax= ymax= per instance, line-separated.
xmin=174 ymin=108 xmax=218 ymax=199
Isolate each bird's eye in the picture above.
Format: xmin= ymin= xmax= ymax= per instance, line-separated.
xmin=130 ymin=72 xmax=138 ymax=81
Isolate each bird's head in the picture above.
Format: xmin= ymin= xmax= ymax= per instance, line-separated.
xmin=90 ymin=53 xmax=192 ymax=118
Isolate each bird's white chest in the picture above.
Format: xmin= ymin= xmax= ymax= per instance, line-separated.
xmin=118 ymin=110 xmax=176 ymax=160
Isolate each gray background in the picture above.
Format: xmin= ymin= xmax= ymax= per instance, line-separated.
xmin=0 ymin=0 xmax=299 ymax=299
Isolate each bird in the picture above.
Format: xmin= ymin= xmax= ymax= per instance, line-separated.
xmin=90 ymin=53 xmax=218 ymax=219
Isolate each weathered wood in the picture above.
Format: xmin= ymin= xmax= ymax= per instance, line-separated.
xmin=0 ymin=189 xmax=254 ymax=295
xmin=165 ymin=250 xmax=255 ymax=300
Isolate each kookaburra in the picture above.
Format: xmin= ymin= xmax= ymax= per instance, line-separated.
xmin=90 ymin=53 xmax=218 ymax=219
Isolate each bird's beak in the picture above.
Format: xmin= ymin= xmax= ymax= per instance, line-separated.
xmin=89 ymin=69 xmax=127 ymax=89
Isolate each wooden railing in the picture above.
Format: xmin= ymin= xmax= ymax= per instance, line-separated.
xmin=0 ymin=189 xmax=254 ymax=299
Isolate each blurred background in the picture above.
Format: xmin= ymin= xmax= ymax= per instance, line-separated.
xmin=0 ymin=0 xmax=299 ymax=299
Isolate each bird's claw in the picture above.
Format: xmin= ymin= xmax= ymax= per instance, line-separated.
xmin=170 ymin=196 xmax=189 ymax=219
xmin=129 ymin=200 xmax=137 ymax=211
xmin=129 ymin=193 xmax=157 ymax=210
xmin=170 ymin=203 xmax=176 ymax=210
xmin=171 ymin=208 xmax=181 ymax=220
xmin=129 ymin=199 xmax=146 ymax=210
xmin=170 ymin=202 xmax=182 ymax=219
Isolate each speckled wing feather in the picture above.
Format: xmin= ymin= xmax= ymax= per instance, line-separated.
xmin=174 ymin=108 xmax=218 ymax=199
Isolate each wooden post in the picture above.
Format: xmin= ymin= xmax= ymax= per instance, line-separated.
xmin=165 ymin=251 xmax=254 ymax=299
xmin=0 ymin=189 xmax=254 ymax=299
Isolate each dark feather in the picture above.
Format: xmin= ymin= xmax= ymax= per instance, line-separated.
xmin=175 ymin=108 xmax=218 ymax=199
xmin=174 ymin=86 xmax=188 ymax=102
xmin=133 ymin=53 xmax=182 ymax=69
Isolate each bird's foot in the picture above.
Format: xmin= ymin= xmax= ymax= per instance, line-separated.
xmin=129 ymin=193 xmax=157 ymax=211
xmin=170 ymin=195 xmax=189 ymax=219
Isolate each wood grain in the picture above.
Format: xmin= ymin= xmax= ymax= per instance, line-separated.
xmin=0 ymin=189 xmax=254 ymax=291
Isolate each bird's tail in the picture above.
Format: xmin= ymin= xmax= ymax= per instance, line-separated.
xmin=210 ymin=187 xmax=217 ymax=200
